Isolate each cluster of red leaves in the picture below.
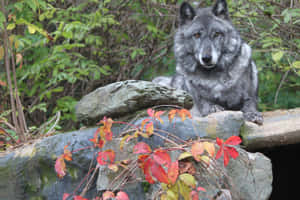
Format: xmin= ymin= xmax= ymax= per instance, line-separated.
xmin=55 ymin=108 xmax=242 ymax=200
xmin=133 ymin=142 xmax=179 ymax=185
xmin=89 ymin=117 xmax=114 ymax=148
xmin=63 ymin=191 xmax=129 ymax=200
xmin=55 ymin=145 xmax=72 ymax=178
xmin=215 ymin=136 xmax=242 ymax=166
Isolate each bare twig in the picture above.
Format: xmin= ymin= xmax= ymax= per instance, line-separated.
xmin=274 ymin=70 xmax=289 ymax=105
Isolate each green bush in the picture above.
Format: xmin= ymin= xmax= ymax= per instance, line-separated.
xmin=0 ymin=0 xmax=299 ymax=134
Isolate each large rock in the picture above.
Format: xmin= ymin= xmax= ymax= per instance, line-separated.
xmin=0 ymin=110 xmax=272 ymax=200
xmin=241 ymin=108 xmax=300 ymax=150
xmin=75 ymin=80 xmax=193 ymax=123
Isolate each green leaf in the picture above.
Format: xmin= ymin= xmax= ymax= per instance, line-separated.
xmin=292 ymin=61 xmax=300 ymax=69
xmin=272 ymin=51 xmax=284 ymax=62
xmin=0 ymin=11 xmax=5 ymax=29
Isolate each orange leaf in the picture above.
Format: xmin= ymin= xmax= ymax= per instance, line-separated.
xmin=168 ymin=109 xmax=177 ymax=123
xmin=178 ymin=109 xmax=192 ymax=121
xmin=16 ymin=53 xmax=23 ymax=69
xmin=191 ymin=142 xmax=204 ymax=162
xmin=55 ymin=156 xmax=66 ymax=178
xmin=203 ymin=141 xmax=215 ymax=157
xmin=0 ymin=80 xmax=6 ymax=87
xmin=153 ymin=149 xmax=171 ymax=168
xmin=151 ymin=162 xmax=169 ymax=184
xmin=133 ymin=142 xmax=152 ymax=154
xmin=145 ymin=122 xmax=154 ymax=136
xmin=116 ymin=191 xmax=129 ymax=200
xmin=154 ymin=110 xmax=165 ymax=124
xmin=63 ymin=145 xmax=72 ymax=161
xmin=97 ymin=149 xmax=115 ymax=165
xmin=108 ymin=163 xmax=119 ymax=172
xmin=168 ymin=161 xmax=179 ymax=184
xmin=225 ymin=136 xmax=242 ymax=146
xmin=102 ymin=191 xmax=115 ymax=200
xmin=141 ymin=118 xmax=151 ymax=130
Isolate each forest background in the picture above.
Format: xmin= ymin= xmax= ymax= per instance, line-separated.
xmin=0 ymin=0 xmax=299 ymax=142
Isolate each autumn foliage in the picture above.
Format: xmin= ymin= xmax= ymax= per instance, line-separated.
xmin=55 ymin=107 xmax=242 ymax=200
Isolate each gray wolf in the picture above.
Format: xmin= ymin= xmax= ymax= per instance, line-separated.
xmin=153 ymin=0 xmax=263 ymax=124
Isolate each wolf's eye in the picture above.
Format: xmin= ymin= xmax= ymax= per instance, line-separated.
xmin=193 ymin=32 xmax=201 ymax=38
xmin=214 ymin=32 xmax=222 ymax=38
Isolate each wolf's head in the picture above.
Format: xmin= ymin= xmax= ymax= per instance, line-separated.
xmin=175 ymin=0 xmax=242 ymax=73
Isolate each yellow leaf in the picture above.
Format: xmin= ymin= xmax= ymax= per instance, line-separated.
xmin=179 ymin=173 xmax=196 ymax=189
xmin=178 ymin=152 xmax=193 ymax=160
xmin=108 ymin=164 xmax=118 ymax=172
xmin=178 ymin=180 xmax=192 ymax=200
xmin=7 ymin=23 xmax=16 ymax=30
xmin=28 ymin=25 xmax=36 ymax=34
xmin=203 ymin=141 xmax=215 ymax=157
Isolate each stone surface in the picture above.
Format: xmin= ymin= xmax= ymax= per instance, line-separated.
xmin=241 ymin=108 xmax=300 ymax=150
xmin=75 ymin=80 xmax=193 ymax=123
xmin=1 ymin=110 xmax=272 ymax=200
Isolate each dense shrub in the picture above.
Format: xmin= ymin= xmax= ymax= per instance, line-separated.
xmin=0 ymin=0 xmax=299 ymax=136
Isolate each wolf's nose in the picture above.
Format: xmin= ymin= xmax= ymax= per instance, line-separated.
xmin=202 ymin=55 xmax=212 ymax=64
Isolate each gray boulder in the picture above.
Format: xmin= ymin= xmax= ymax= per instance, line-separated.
xmin=75 ymin=80 xmax=193 ymax=123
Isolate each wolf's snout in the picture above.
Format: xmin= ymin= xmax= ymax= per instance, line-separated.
xmin=202 ymin=55 xmax=212 ymax=64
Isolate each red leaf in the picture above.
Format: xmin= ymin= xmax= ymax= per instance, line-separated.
xmin=147 ymin=108 xmax=155 ymax=117
xmin=97 ymin=150 xmax=115 ymax=165
xmin=226 ymin=146 xmax=239 ymax=159
xmin=223 ymin=150 xmax=230 ymax=167
xmin=153 ymin=149 xmax=171 ymax=168
xmin=225 ymin=136 xmax=242 ymax=146
xmin=74 ymin=196 xmax=88 ymax=200
xmin=143 ymin=158 xmax=155 ymax=184
xmin=133 ymin=142 xmax=152 ymax=154
xmin=215 ymin=144 xmax=223 ymax=160
xmin=63 ymin=193 xmax=70 ymax=200
xmin=191 ymin=142 xmax=204 ymax=162
xmin=197 ymin=186 xmax=206 ymax=192
xmin=190 ymin=190 xmax=199 ymax=200
xmin=216 ymin=137 xmax=223 ymax=146
xmin=116 ymin=191 xmax=129 ymax=200
xmin=55 ymin=156 xmax=66 ymax=178
xmin=150 ymin=162 xmax=169 ymax=184
xmin=168 ymin=161 xmax=179 ymax=184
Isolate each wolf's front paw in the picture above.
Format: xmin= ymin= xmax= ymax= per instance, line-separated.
xmin=211 ymin=105 xmax=225 ymax=113
xmin=243 ymin=111 xmax=263 ymax=125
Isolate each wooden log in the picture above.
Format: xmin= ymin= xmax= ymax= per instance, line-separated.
xmin=241 ymin=108 xmax=300 ymax=150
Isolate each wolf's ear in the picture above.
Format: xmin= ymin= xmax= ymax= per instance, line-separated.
xmin=212 ymin=0 xmax=229 ymax=19
xmin=180 ymin=2 xmax=196 ymax=24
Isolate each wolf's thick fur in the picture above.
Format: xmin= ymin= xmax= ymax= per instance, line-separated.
xmin=153 ymin=0 xmax=263 ymax=124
